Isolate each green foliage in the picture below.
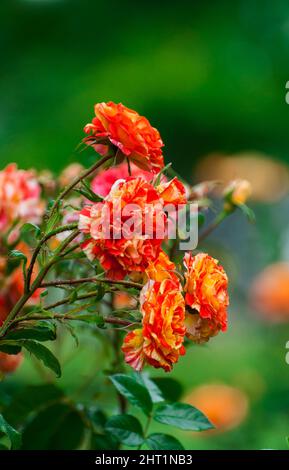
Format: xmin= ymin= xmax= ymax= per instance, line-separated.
xmin=105 ymin=414 xmax=144 ymax=447
xmin=91 ymin=434 xmax=118 ymax=450
xmin=20 ymin=223 xmax=41 ymax=241
xmin=239 ymin=204 xmax=256 ymax=223
xmin=22 ymin=340 xmax=61 ymax=377
xmin=5 ymin=322 xmax=57 ymax=342
xmin=108 ymin=373 xmax=213 ymax=450
xmin=133 ymin=372 xmax=164 ymax=404
xmin=146 ymin=433 xmax=184 ymax=450
xmin=9 ymin=249 xmax=28 ymax=283
xmin=0 ymin=414 xmax=21 ymax=450
xmin=152 ymin=377 xmax=183 ymax=402
xmin=74 ymin=180 xmax=103 ymax=203
xmin=0 ymin=341 xmax=22 ymax=355
xmin=21 ymin=403 xmax=85 ymax=450
xmin=153 ymin=403 xmax=214 ymax=431
xmin=110 ymin=374 xmax=153 ymax=415
xmin=44 ymin=203 xmax=62 ymax=234
xmin=4 ymin=385 xmax=64 ymax=426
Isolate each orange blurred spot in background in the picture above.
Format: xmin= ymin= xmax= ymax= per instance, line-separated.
xmin=195 ymin=152 xmax=289 ymax=203
xmin=185 ymin=383 xmax=249 ymax=432
xmin=251 ymin=262 xmax=289 ymax=322
xmin=0 ymin=352 xmax=23 ymax=374
xmin=113 ymin=291 xmax=137 ymax=310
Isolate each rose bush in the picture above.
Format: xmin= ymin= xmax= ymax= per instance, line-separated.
xmin=0 ymin=102 xmax=253 ymax=451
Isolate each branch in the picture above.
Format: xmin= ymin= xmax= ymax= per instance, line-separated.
xmin=49 ymin=154 xmax=113 ymax=216
xmin=10 ymin=313 xmax=134 ymax=327
xmin=0 ymin=230 xmax=81 ymax=337
xmin=26 ymin=223 xmax=78 ymax=291
xmin=41 ymin=277 xmax=143 ymax=290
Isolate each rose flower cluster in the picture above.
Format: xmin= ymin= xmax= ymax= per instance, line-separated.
xmin=0 ymin=101 xmax=233 ymax=376
xmin=80 ymin=101 xmax=230 ymax=372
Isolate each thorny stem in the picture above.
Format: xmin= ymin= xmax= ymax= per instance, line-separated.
xmin=25 ymin=223 xmax=78 ymax=292
xmin=0 ymin=230 xmax=80 ymax=337
xmin=9 ymin=313 xmax=134 ymax=328
xmin=43 ymin=290 xmax=106 ymax=311
xmin=49 ymin=154 xmax=113 ymax=216
xmin=41 ymin=288 xmax=135 ymax=312
xmin=41 ymin=277 xmax=143 ymax=290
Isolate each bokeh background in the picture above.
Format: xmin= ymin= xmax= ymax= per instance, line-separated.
xmin=2 ymin=0 xmax=289 ymax=450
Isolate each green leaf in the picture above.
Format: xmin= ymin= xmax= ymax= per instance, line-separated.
xmin=23 ymin=340 xmax=61 ymax=377
xmin=132 ymin=372 xmax=164 ymax=404
xmin=22 ymin=403 xmax=84 ymax=450
xmin=0 ymin=341 xmax=22 ymax=355
xmin=45 ymin=208 xmax=62 ymax=234
xmin=155 ymin=162 xmax=172 ymax=186
xmin=4 ymin=384 xmax=64 ymax=426
xmin=0 ymin=414 xmax=21 ymax=450
xmin=146 ymin=433 xmax=184 ymax=450
xmin=152 ymin=378 xmax=183 ymax=402
xmin=73 ymin=313 xmax=104 ymax=325
xmin=9 ymin=250 xmax=27 ymax=283
xmin=91 ymin=433 xmax=118 ymax=450
xmin=154 ymin=403 xmax=214 ymax=431
xmin=62 ymin=321 xmax=79 ymax=347
xmin=9 ymin=249 xmax=27 ymax=262
xmin=105 ymin=414 xmax=144 ymax=447
xmin=20 ymin=222 xmax=41 ymax=240
xmin=5 ymin=322 xmax=56 ymax=342
xmin=74 ymin=183 xmax=103 ymax=203
xmin=239 ymin=203 xmax=256 ymax=223
xmin=86 ymin=407 xmax=107 ymax=432
xmin=95 ymin=284 xmax=106 ymax=301
xmin=40 ymin=290 xmax=49 ymax=298
xmin=127 ymin=310 xmax=142 ymax=321
xmin=110 ymin=374 xmax=153 ymax=415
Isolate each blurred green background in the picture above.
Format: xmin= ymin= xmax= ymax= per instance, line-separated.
xmin=2 ymin=0 xmax=289 ymax=450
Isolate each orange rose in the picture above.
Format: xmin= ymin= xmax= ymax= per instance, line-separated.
xmin=79 ymin=178 xmax=166 ymax=279
xmin=122 ymin=279 xmax=186 ymax=372
xmin=156 ymin=177 xmax=187 ymax=206
xmin=84 ymin=102 xmax=164 ymax=173
xmin=145 ymin=250 xmax=178 ymax=283
xmin=184 ymin=253 xmax=229 ymax=343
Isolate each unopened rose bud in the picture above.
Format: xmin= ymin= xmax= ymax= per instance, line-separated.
xmin=224 ymin=179 xmax=252 ymax=207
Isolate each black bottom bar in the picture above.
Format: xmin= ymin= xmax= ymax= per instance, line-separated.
xmin=0 ymin=450 xmax=289 ymax=466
